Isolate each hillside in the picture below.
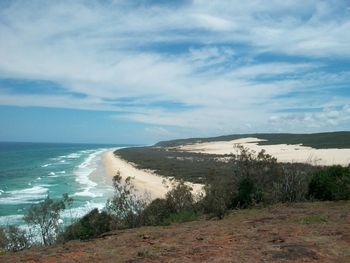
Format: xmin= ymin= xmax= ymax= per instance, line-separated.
xmin=2 ymin=201 xmax=349 ymax=262
xmin=156 ymin=131 xmax=350 ymax=149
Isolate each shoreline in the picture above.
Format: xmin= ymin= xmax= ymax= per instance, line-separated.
xmin=102 ymin=149 xmax=204 ymax=200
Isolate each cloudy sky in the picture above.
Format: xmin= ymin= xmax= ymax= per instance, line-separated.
xmin=0 ymin=0 xmax=349 ymax=144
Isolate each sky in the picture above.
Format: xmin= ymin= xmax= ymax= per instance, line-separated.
xmin=0 ymin=0 xmax=350 ymax=144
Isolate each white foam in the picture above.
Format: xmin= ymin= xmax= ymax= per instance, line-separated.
xmin=60 ymin=201 xmax=106 ymax=221
xmin=0 ymin=214 xmax=24 ymax=226
xmin=0 ymin=186 xmax=48 ymax=205
xmin=41 ymin=164 xmax=51 ymax=167
xmin=73 ymin=190 xmax=103 ymax=198
xmin=73 ymin=149 xmax=107 ymax=199
xmin=49 ymin=172 xmax=55 ymax=176
xmin=66 ymin=153 xmax=82 ymax=159
xmin=9 ymin=185 xmax=47 ymax=195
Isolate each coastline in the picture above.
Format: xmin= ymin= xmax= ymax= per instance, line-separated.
xmin=102 ymin=149 xmax=204 ymax=200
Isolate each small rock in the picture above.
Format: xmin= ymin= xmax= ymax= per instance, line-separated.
xmin=270 ymin=236 xmax=285 ymax=243
xmin=142 ymin=235 xmax=150 ymax=240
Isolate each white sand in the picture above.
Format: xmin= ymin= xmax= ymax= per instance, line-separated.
xmin=178 ymin=137 xmax=350 ymax=166
xmin=102 ymin=150 xmax=203 ymax=200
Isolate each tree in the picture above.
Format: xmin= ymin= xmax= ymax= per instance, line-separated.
xmin=165 ymin=181 xmax=194 ymax=213
xmin=62 ymin=193 xmax=74 ymax=224
xmin=24 ymin=196 xmax=65 ymax=245
xmin=106 ymin=172 xmax=146 ymax=228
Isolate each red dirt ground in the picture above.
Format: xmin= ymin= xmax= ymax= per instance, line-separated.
xmin=1 ymin=201 xmax=349 ymax=262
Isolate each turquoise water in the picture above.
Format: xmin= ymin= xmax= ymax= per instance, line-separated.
xmin=0 ymin=142 xmax=128 ymax=226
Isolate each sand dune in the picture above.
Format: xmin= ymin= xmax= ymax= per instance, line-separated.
xmin=178 ymin=137 xmax=350 ymax=166
xmin=102 ymin=150 xmax=203 ymax=200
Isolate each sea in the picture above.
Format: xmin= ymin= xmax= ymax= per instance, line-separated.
xmin=0 ymin=142 xmax=130 ymax=227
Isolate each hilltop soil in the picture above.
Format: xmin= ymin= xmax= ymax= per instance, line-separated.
xmin=2 ymin=201 xmax=349 ymax=263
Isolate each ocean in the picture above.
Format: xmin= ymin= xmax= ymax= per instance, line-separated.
xmin=0 ymin=142 xmax=129 ymax=226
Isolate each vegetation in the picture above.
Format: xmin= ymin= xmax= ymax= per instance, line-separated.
xmin=142 ymin=181 xmax=198 ymax=226
xmin=106 ymin=172 xmax=147 ymax=229
xmin=272 ymin=168 xmax=308 ymax=203
xmin=162 ymin=211 xmax=198 ymax=225
xmin=0 ymin=225 xmax=29 ymax=252
xmin=24 ymin=196 xmax=65 ymax=246
xmin=116 ymin=145 xmax=318 ymax=184
xmin=155 ymin=131 xmax=350 ymax=149
xmin=308 ymin=165 xmax=350 ymax=201
xmin=302 ymin=214 xmax=328 ymax=224
xmin=61 ymin=209 xmax=113 ymax=241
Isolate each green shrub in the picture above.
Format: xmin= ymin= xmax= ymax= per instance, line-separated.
xmin=142 ymin=198 xmax=172 ymax=226
xmin=302 ymin=214 xmax=327 ymax=224
xmin=62 ymin=208 xmax=113 ymax=241
xmin=308 ymin=165 xmax=350 ymax=201
xmin=162 ymin=211 xmax=198 ymax=225
xmin=232 ymin=177 xmax=262 ymax=208
xmin=201 ymin=172 xmax=233 ymax=219
xmin=165 ymin=181 xmax=194 ymax=213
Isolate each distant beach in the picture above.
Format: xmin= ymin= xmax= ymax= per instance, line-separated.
xmin=102 ymin=149 xmax=204 ymax=200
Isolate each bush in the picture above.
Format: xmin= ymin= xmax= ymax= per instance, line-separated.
xmin=222 ymin=146 xmax=283 ymax=207
xmin=0 ymin=226 xmax=29 ymax=252
xmin=308 ymin=165 xmax=350 ymax=201
xmin=232 ymin=177 xmax=262 ymax=209
xmin=201 ymin=171 xmax=233 ymax=219
xmin=0 ymin=227 xmax=5 ymax=252
xmin=302 ymin=214 xmax=327 ymax=224
xmin=162 ymin=211 xmax=198 ymax=225
xmin=273 ymin=168 xmax=309 ymax=203
xmin=141 ymin=181 xmax=197 ymax=225
xmin=141 ymin=198 xmax=171 ymax=226
xmin=62 ymin=208 xmax=113 ymax=241
xmin=165 ymin=181 xmax=194 ymax=213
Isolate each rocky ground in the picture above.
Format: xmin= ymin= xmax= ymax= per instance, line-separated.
xmin=2 ymin=201 xmax=349 ymax=263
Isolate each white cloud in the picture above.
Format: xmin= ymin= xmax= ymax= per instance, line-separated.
xmin=144 ymin=127 xmax=172 ymax=137
xmin=0 ymin=0 xmax=349 ymax=137
xmin=269 ymin=105 xmax=350 ymax=131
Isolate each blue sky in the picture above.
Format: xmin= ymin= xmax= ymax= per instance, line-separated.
xmin=0 ymin=0 xmax=350 ymax=144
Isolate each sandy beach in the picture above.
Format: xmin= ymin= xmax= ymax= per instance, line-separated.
xmin=102 ymin=149 xmax=203 ymax=200
xmin=178 ymin=137 xmax=350 ymax=166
